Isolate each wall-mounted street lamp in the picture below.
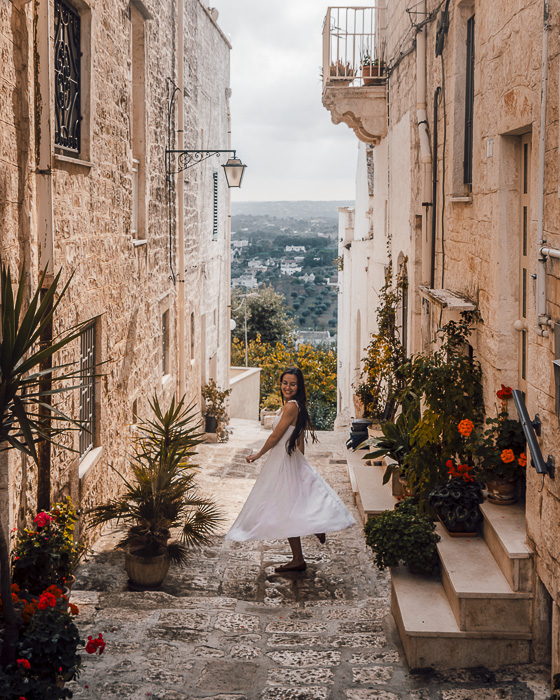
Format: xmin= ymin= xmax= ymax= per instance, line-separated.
xmin=166 ymin=149 xmax=247 ymax=188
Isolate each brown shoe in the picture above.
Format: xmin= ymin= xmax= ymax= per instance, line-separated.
xmin=315 ymin=533 xmax=326 ymax=544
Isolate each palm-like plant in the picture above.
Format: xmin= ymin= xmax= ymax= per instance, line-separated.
xmin=88 ymin=396 xmax=223 ymax=563
xmin=0 ymin=261 xmax=93 ymax=664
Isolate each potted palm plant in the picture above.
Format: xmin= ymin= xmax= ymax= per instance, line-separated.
xmin=87 ymin=396 xmax=222 ymax=590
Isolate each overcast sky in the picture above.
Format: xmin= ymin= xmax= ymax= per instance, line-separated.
xmin=210 ymin=1 xmax=365 ymax=202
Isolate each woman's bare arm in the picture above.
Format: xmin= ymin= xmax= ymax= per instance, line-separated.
xmin=246 ymin=402 xmax=298 ymax=462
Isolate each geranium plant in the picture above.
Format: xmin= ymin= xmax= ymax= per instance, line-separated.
xmin=12 ymin=498 xmax=86 ymax=595
xmin=0 ymin=583 xmax=104 ymax=699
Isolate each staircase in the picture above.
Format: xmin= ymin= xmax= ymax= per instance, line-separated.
xmin=346 ymin=449 xmax=535 ymax=670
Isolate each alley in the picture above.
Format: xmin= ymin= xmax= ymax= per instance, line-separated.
xmin=68 ymin=420 xmax=549 ymax=700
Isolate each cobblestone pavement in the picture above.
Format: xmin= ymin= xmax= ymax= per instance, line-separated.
xmin=68 ymin=419 xmax=550 ymax=700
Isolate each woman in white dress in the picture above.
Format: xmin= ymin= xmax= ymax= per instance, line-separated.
xmin=225 ymin=367 xmax=355 ymax=572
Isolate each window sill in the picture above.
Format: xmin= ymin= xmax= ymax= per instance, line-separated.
xmin=132 ymin=238 xmax=147 ymax=248
xmin=450 ymin=195 xmax=473 ymax=204
xmin=78 ymin=445 xmax=104 ymax=481
xmin=54 ymin=153 xmax=94 ymax=169
xmin=162 ymin=373 xmax=173 ymax=388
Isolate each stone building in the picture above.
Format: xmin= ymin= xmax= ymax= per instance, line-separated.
xmin=0 ymin=0 xmax=233 ymax=536
xmin=323 ymin=0 xmax=560 ymax=679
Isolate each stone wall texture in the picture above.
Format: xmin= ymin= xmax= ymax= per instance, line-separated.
xmin=0 ymin=0 xmax=232 ymax=541
xmin=331 ymin=0 xmax=560 ymax=673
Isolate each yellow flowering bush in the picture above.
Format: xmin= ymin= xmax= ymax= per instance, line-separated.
xmin=231 ymin=335 xmax=337 ymax=429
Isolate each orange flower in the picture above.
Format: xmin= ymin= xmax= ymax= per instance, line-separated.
xmin=501 ymin=449 xmax=515 ymax=464
xmin=457 ymin=419 xmax=474 ymax=437
xmin=518 ymin=452 xmax=527 ymax=467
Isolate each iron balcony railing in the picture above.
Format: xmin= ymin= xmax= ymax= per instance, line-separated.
xmin=322 ymin=7 xmax=384 ymax=90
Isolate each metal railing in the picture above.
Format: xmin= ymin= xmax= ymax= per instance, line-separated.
xmin=322 ymin=7 xmax=383 ymax=90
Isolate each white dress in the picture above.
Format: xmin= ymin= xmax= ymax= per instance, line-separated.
xmin=226 ymin=405 xmax=356 ymax=542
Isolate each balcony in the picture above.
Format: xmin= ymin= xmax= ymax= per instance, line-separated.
xmin=322 ymin=7 xmax=387 ymax=145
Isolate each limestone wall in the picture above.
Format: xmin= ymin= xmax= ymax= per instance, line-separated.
xmin=0 ymin=0 xmax=232 ymax=540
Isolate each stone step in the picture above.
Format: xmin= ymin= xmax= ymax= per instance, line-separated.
xmin=480 ymin=500 xmax=533 ymax=592
xmin=391 ymin=566 xmax=532 ymax=671
xmin=436 ymin=524 xmax=532 ymax=634
xmin=346 ymin=450 xmax=396 ymax=523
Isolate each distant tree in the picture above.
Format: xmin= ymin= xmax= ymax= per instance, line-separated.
xmin=231 ymin=286 xmax=296 ymax=345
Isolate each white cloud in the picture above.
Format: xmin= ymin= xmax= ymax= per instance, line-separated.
xmin=209 ymin=0 xmax=369 ymax=201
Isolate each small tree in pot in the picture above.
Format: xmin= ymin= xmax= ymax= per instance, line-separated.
xmin=88 ymin=396 xmax=223 ymax=590
xmin=201 ymin=379 xmax=231 ymax=437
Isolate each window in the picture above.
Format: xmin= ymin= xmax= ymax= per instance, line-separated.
xmin=162 ymin=310 xmax=169 ymax=376
xmin=79 ymin=323 xmax=96 ymax=459
xmin=54 ymin=0 xmax=81 ymax=154
xmin=463 ymin=15 xmax=475 ymax=188
xmin=212 ymin=170 xmax=219 ymax=240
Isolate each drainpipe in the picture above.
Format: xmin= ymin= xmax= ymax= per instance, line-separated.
xmin=535 ymin=1 xmax=550 ymax=336
xmin=226 ymin=89 xmax=232 ymax=390
xmin=416 ymin=7 xmax=433 ymax=289
xmin=430 ymin=87 xmax=441 ymax=289
xmin=177 ymin=0 xmax=186 ymax=396
xmin=36 ymin=0 xmax=55 ymax=510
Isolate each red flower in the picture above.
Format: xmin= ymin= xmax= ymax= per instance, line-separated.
xmin=34 ymin=512 xmax=53 ymax=528
xmin=497 ymin=384 xmax=512 ymax=400
xmin=69 ymin=603 xmax=80 ymax=615
xmin=16 ymin=659 xmax=31 ymax=669
xmin=86 ymin=633 xmax=106 ymax=655
xmin=38 ymin=592 xmax=57 ymax=610
xmin=11 ymin=583 xmax=20 ymax=594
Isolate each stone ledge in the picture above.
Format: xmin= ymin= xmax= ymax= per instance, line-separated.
xmin=79 ymin=446 xmax=104 ymax=481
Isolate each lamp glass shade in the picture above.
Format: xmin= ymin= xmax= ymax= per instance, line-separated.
xmin=222 ymin=158 xmax=247 ymax=188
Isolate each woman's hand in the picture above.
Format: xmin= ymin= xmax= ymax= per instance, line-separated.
xmin=246 ymin=452 xmax=260 ymax=463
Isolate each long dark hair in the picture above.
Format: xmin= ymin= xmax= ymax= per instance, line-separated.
xmin=280 ymin=367 xmax=317 ymax=455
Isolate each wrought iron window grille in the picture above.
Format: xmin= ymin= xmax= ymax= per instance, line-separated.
xmin=54 ymin=0 xmax=82 ymax=154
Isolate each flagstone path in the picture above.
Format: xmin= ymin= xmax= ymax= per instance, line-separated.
xmin=68 ymin=419 xmax=550 ymax=699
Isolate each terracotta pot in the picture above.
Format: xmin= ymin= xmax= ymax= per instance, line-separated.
xmin=362 ymin=64 xmax=383 ymax=86
xmin=125 ymin=550 xmax=170 ymax=590
xmin=398 ymin=475 xmax=414 ymax=498
xmin=486 ymin=478 xmax=517 ymax=505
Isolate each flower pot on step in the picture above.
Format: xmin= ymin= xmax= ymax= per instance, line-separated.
xmin=485 ymin=478 xmax=518 ymax=505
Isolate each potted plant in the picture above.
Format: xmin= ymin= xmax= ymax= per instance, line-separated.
xmin=364 ymin=498 xmax=440 ymax=575
xmin=361 ymin=390 xmax=420 ymax=496
xmin=428 ymin=464 xmax=484 ymax=535
xmin=361 ymin=53 xmax=386 ymax=85
xmin=87 ymin=396 xmax=222 ymax=590
xmin=12 ymin=498 xmax=86 ymax=596
xmin=0 ymin=583 xmax=104 ymax=698
xmin=472 ymin=386 xmax=526 ymax=504
xmin=201 ymin=379 xmax=231 ymax=434
xmin=328 ymin=59 xmax=356 ymax=86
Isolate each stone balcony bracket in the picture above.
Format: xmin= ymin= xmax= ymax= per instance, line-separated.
xmin=322 ymin=84 xmax=388 ymax=145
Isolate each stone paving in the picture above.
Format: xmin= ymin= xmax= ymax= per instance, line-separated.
xmin=68 ymin=419 xmax=550 ymax=700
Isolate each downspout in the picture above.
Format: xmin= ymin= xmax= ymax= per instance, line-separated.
xmin=431 ymin=87 xmax=441 ymax=289
xmin=536 ymin=1 xmax=550 ymax=335
xmin=226 ymin=89 xmax=232 ymax=390
xmin=36 ymin=0 xmax=55 ymax=510
xmin=416 ymin=7 xmax=433 ymax=290
xmin=177 ymin=0 xmax=186 ymax=395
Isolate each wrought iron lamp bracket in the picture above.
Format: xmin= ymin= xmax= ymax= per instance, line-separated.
xmin=166 ymin=149 xmax=237 ymax=175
